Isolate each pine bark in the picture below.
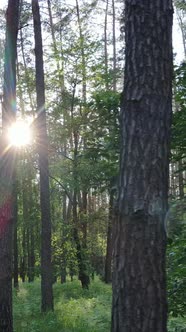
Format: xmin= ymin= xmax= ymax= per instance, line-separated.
xmin=112 ymin=1 xmax=173 ymax=332
xmin=0 ymin=0 xmax=19 ymax=331
xmin=32 ymin=0 xmax=53 ymax=312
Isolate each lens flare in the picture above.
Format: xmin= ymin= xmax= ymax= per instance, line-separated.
xmin=8 ymin=120 xmax=32 ymax=147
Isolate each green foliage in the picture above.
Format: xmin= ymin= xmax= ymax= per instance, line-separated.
xmin=174 ymin=0 xmax=186 ymax=10
xmin=167 ymin=200 xmax=186 ymax=317
xmin=172 ymin=63 xmax=186 ymax=162
xmin=85 ymin=90 xmax=120 ymax=187
xmin=168 ymin=317 xmax=186 ymax=332
xmin=13 ymin=278 xmax=186 ymax=331
xmin=13 ymin=278 xmax=111 ymax=332
xmin=167 ymin=234 xmax=186 ymax=317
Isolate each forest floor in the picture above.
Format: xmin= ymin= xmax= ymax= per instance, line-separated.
xmin=13 ymin=277 xmax=111 ymax=332
xmin=13 ymin=277 xmax=186 ymax=332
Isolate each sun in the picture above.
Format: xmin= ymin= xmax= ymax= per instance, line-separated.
xmin=8 ymin=120 xmax=32 ymax=147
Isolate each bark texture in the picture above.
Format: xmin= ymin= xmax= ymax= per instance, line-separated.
xmin=112 ymin=1 xmax=173 ymax=332
xmin=0 ymin=0 xmax=19 ymax=330
xmin=32 ymin=0 xmax=53 ymax=311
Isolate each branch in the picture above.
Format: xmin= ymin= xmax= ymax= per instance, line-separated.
xmin=48 ymin=172 xmax=73 ymax=204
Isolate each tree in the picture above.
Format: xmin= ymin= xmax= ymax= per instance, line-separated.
xmin=174 ymin=0 xmax=186 ymax=60
xmin=32 ymin=0 xmax=53 ymax=312
xmin=0 ymin=0 xmax=20 ymax=331
xmin=112 ymin=1 xmax=173 ymax=331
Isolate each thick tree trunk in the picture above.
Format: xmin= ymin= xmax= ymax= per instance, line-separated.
xmin=32 ymin=0 xmax=53 ymax=312
xmin=0 ymin=1 xmax=19 ymax=331
xmin=112 ymin=1 xmax=173 ymax=332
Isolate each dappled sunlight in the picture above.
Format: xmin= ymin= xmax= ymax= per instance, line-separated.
xmin=54 ymin=279 xmax=111 ymax=331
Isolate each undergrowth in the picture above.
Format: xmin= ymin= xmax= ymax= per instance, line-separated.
xmin=13 ymin=277 xmax=111 ymax=332
xmin=13 ymin=277 xmax=186 ymax=332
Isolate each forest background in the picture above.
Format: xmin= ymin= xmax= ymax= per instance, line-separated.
xmin=0 ymin=0 xmax=185 ymax=331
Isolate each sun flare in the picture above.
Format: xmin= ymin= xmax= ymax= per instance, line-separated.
xmin=8 ymin=120 xmax=32 ymax=147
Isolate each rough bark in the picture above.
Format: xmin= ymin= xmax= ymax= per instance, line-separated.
xmin=112 ymin=1 xmax=173 ymax=332
xmin=32 ymin=0 xmax=53 ymax=312
xmin=0 ymin=0 xmax=19 ymax=331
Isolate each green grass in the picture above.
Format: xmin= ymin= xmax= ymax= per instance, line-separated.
xmin=13 ymin=277 xmax=112 ymax=332
xmin=13 ymin=278 xmax=186 ymax=332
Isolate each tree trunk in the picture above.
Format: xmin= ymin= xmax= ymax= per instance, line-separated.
xmin=176 ymin=9 xmax=186 ymax=58
xmin=32 ymin=0 xmax=53 ymax=312
xmin=60 ymin=193 xmax=67 ymax=284
xmin=75 ymin=0 xmax=86 ymax=102
xmin=73 ymin=132 xmax=90 ymax=289
xmin=178 ymin=160 xmax=184 ymax=199
xmin=20 ymin=230 xmax=26 ymax=282
xmin=104 ymin=0 xmax=109 ymax=90
xmin=112 ymin=1 xmax=173 ymax=332
xmin=28 ymin=180 xmax=35 ymax=282
xmin=112 ymin=0 xmax=117 ymax=91
xmin=13 ymin=184 xmax=19 ymax=289
xmin=104 ymin=189 xmax=114 ymax=283
xmin=0 ymin=1 xmax=19 ymax=331
xmin=47 ymin=0 xmax=65 ymax=94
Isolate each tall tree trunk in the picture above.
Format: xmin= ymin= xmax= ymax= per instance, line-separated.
xmin=104 ymin=189 xmax=114 ymax=283
xmin=13 ymin=182 xmax=19 ymax=289
xmin=20 ymin=232 xmax=26 ymax=282
xmin=27 ymin=179 xmax=35 ymax=282
xmin=72 ymin=131 xmax=90 ymax=289
xmin=178 ymin=160 xmax=184 ymax=199
xmin=75 ymin=0 xmax=86 ymax=102
xmin=112 ymin=0 xmax=117 ymax=91
xmin=21 ymin=180 xmax=28 ymax=283
xmin=75 ymin=0 xmax=90 ymax=287
xmin=176 ymin=9 xmax=186 ymax=58
xmin=60 ymin=193 xmax=67 ymax=284
xmin=47 ymin=0 xmax=65 ymax=94
xmin=32 ymin=0 xmax=53 ymax=312
xmin=19 ymin=28 xmax=35 ymax=115
xmin=0 ymin=1 xmax=19 ymax=331
xmin=104 ymin=0 xmax=109 ymax=90
xmin=112 ymin=1 xmax=173 ymax=332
